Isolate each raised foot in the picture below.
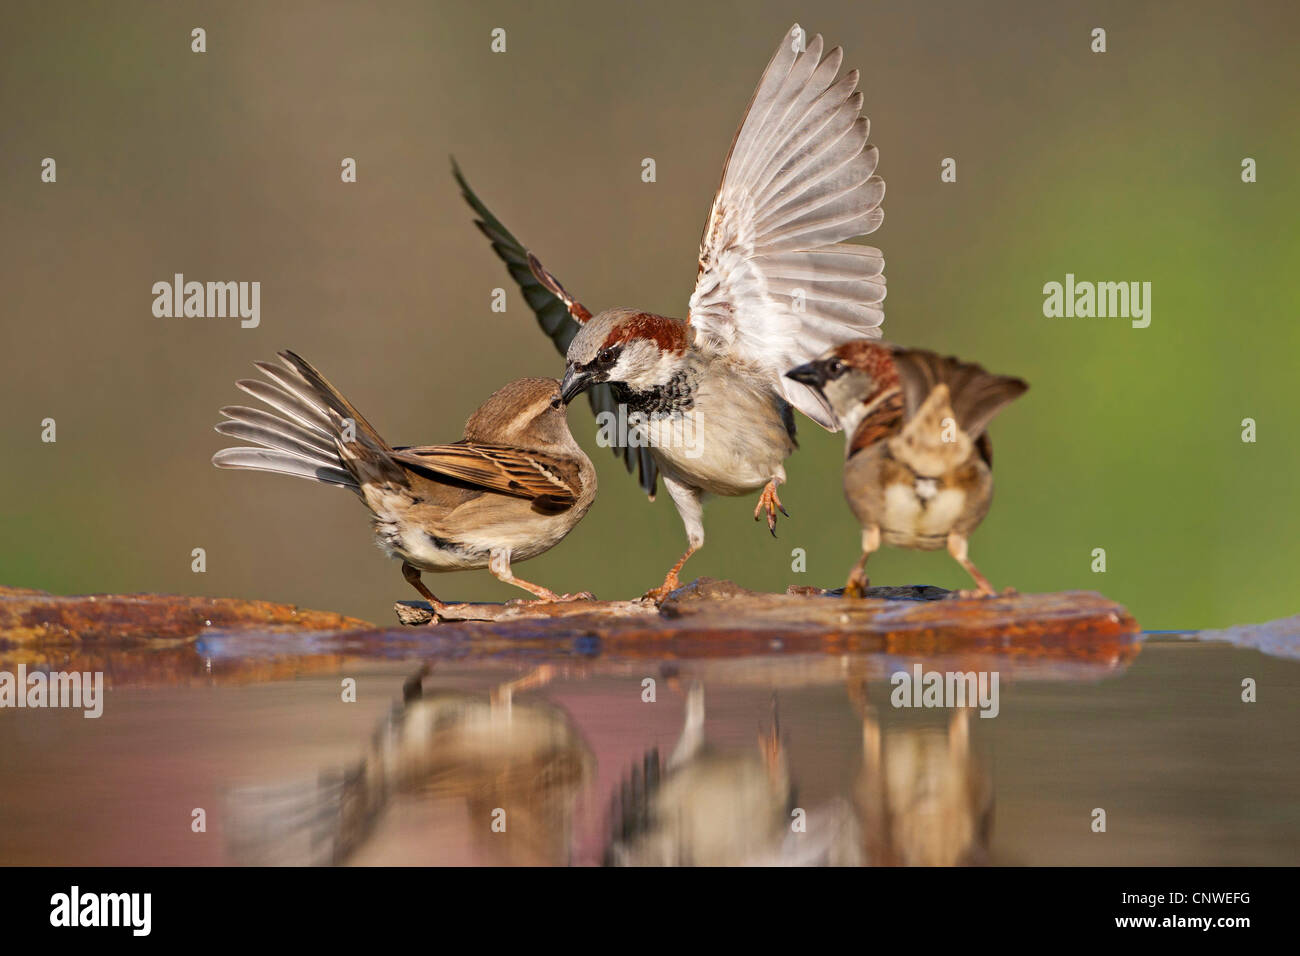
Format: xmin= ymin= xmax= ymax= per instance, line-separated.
xmin=753 ymin=480 xmax=788 ymax=537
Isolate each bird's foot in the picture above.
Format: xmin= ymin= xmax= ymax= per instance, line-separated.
xmin=952 ymin=584 xmax=1016 ymax=600
xmin=643 ymin=546 xmax=699 ymax=603
xmin=490 ymin=664 xmax=556 ymax=709
xmin=843 ymin=567 xmax=870 ymax=599
xmin=642 ymin=574 xmax=681 ymax=604
xmin=753 ymin=481 xmax=788 ymax=537
xmin=401 ymin=563 xmax=447 ymax=617
xmin=785 ymin=585 xmax=825 ymax=596
xmin=506 ymin=589 xmax=593 ymax=605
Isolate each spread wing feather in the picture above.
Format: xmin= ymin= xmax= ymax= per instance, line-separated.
xmin=689 ymin=24 xmax=886 ymax=430
xmin=453 ymin=161 xmax=659 ymax=499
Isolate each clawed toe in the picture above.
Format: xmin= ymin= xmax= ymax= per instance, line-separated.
xmin=844 ymin=567 xmax=870 ymax=599
xmin=753 ymin=482 xmax=786 ymax=537
xmin=524 ymin=590 xmax=593 ymax=604
xmin=642 ymin=581 xmax=678 ymax=604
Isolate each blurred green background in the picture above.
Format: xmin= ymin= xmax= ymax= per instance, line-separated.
xmin=2 ymin=0 xmax=1296 ymax=629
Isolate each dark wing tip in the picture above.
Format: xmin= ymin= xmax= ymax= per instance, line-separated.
xmin=452 ymin=163 xmax=659 ymax=499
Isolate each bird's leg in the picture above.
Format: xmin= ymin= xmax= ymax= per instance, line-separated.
xmin=946 ymin=533 xmax=996 ymax=598
xmin=844 ymin=525 xmax=881 ymax=598
xmin=668 ymin=682 xmax=706 ymax=768
xmin=490 ymin=664 xmax=556 ymax=713
xmin=402 ymin=662 xmax=433 ymax=703
xmin=753 ymin=479 xmax=788 ymax=536
xmin=489 ymin=550 xmax=593 ymax=603
xmin=846 ymin=676 xmax=872 ymax=719
xmin=649 ymin=475 xmax=705 ymax=603
xmin=642 ymin=544 xmax=699 ymax=603
xmin=862 ymin=710 xmax=882 ymax=774
xmin=401 ymin=562 xmax=447 ymax=612
xmin=759 ymin=693 xmax=784 ymax=786
xmin=948 ymin=708 xmax=971 ymax=761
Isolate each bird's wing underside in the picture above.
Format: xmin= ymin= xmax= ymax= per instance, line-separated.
xmin=688 ymin=23 xmax=886 ymax=431
xmin=453 ymin=160 xmax=660 ymax=499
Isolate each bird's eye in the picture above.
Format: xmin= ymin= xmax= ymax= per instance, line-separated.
xmin=827 ymin=359 xmax=845 ymax=376
xmin=549 ymin=397 xmax=562 ymax=409
xmin=598 ymin=348 xmax=616 ymax=364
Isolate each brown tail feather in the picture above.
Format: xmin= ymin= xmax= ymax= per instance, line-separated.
xmin=275 ymin=351 xmax=407 ymax=488
xmin=889 ymin=348 xmax=1027 ymax=439
xmin=214 ymin=352 xmax=407 ymax=490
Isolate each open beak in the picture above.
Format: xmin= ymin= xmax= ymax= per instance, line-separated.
xmin=560 ymin=366 xmax=591 ymax=404
xmin=785 ymin=361 xmax=825 ymax=390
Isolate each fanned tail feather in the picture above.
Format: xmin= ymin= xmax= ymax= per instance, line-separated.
xmin=225 ymin=761 xmax=385 ymax=866
xmin=889 ymin=349 xmax=1028 ymax=440
xmin=213 ymin=351 xmax=404 ymax=491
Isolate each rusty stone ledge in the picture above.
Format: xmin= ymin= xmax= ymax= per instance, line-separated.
xmin=395 ymin=577 xmax=1138 ymax=649
xmin=0 ymin=585 xmax=372 ymax=645
xmin=0 ymin=580 xmax=1141 ymax=687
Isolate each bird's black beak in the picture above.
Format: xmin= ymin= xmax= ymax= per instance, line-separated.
xmin=785 ymin=361 xmax=825 ymax=389
xmin=560 ymin=366 xmax=591 ymax=404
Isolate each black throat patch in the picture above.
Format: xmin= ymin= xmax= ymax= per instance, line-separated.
xmin=610 ymin=369 xmax=695 ymax=418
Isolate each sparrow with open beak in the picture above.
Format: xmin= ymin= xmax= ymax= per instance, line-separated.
xmin=456 ymin=22 xmax=886 ymax=600
xmin=212 ymin=351 xmax=596 ymax=610
xmin=786 ymin=342 xmax=1027 ymax=596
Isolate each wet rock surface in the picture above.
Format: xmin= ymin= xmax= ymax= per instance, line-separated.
xmin=0 ymin=579 xmax=1144 ymax=687
xmin=394 ymin=577 xmax=1136 ymax=648
xmin=0 ymin=585 xmax=371 ymax=644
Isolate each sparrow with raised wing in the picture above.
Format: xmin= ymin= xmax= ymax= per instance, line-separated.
xmin=456 ymin=22 xmax=886 ymax=600
xmin=212 ymin=351 xmax=596 ymax=610
xmin=786 ymin=342 xmax=1027 ymax=596
xmin=603 ymin=684 xmax=794 ymax=866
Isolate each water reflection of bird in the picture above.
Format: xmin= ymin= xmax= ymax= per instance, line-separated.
xmin=852 ymin=694 xmax=994 ymax=866
xmin=227 ymin=666 xmax=592 ymax=865
xmin=604 ymin=684 xmax=802 ymax=866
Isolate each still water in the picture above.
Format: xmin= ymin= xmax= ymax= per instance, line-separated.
xmin=0 ymin=636 xmax=1296 ymax=865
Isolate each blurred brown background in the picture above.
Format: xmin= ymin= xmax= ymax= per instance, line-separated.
xmin=2 ymin=0 xmax=1297 ymax=628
